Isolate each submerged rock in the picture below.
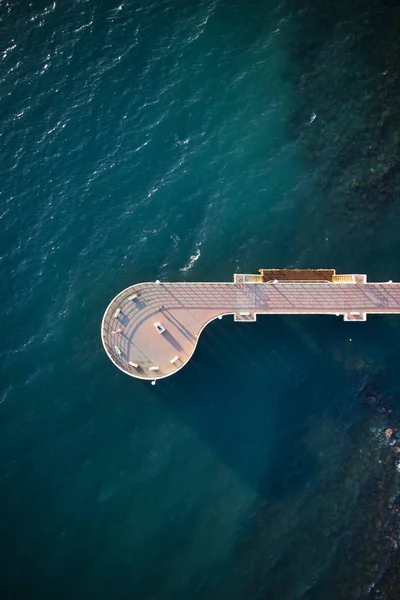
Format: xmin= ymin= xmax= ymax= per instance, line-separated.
xmin=385 ymin=428 xmax=394 ymax=442
xmin=365 ymin=395 xmax=377 ymax=406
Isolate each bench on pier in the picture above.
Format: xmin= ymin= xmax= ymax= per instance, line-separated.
xmin=154 ymin=322 xmax=165 ymax=334
xmin=344 ymin=312 xmax=367 ymax=322
xmin=234 ymin=312 xmax=257 ymax=322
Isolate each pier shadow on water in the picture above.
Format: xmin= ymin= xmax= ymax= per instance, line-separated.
xmin=155 ymin=313 xmax=400 ymax=600
xmin=156 ymin=314 xmax=357 ymax=499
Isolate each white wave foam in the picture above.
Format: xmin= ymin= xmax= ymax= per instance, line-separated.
xmin=74 ymin=20 xmax=93 ymax=33
xmin=180 ymin=244 xmax=201 ymax=272
xmin=2 ymin=43 xmax=16 ymax=60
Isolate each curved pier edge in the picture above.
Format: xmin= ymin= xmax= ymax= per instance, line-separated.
xmin=101 ymin=299 xmax=229 ymax=381
xmin=101 ymin=280 xmax=241 ymax=381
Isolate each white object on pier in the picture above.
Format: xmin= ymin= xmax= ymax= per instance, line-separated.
xmin=113 ymin=308 xmax=121 ymax=318
xmin=149 ymin=366 xmax=159 ymax=371
xmin=128 ymin=294 xmax=138 ymax=301
xmin=240 ymin=311 xmax=250 ymax=316
xmin=114 ymin=345 xmax=121 ymax=356
xmin=129 ymin=361 xmax=139 ymax=368
xmin=170 ymin=356 xmax=179 ymax=364
xmin=154 ymin=322 xmax=165 ymax=334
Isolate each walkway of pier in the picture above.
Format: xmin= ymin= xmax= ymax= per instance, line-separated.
xmin=101 ymin=271 xmax=400 ymax=381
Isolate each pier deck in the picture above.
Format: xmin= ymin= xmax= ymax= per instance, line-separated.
xmin=101 ymin=271 xmax=400 ymax=381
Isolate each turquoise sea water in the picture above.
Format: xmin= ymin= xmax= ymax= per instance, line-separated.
xmin=2 ymin=0 xmax=400 ymax=598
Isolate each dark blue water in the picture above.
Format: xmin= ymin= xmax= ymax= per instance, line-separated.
xmin=2 ymin=1 xmax=400 ymax=598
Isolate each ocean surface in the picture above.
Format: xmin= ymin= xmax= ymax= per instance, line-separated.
xmin=2 ymin=0 xmax=400 ymax=598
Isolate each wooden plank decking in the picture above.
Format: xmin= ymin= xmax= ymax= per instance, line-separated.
xmin=101 ymin=271 xmax=400 ymax=381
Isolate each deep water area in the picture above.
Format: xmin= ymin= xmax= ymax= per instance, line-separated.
xmin=2 ymin=0 xmax=400 ymax=598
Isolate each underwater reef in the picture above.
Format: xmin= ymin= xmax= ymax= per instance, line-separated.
xmin=285 ymin=0 xmax=400 ymax=239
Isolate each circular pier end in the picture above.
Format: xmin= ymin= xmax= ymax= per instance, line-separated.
xmin=101 ymin=282 xmax=230 ymax=381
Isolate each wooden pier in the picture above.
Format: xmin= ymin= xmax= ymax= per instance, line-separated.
xmin=101 ymin=269 xmax=400 ymax=381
